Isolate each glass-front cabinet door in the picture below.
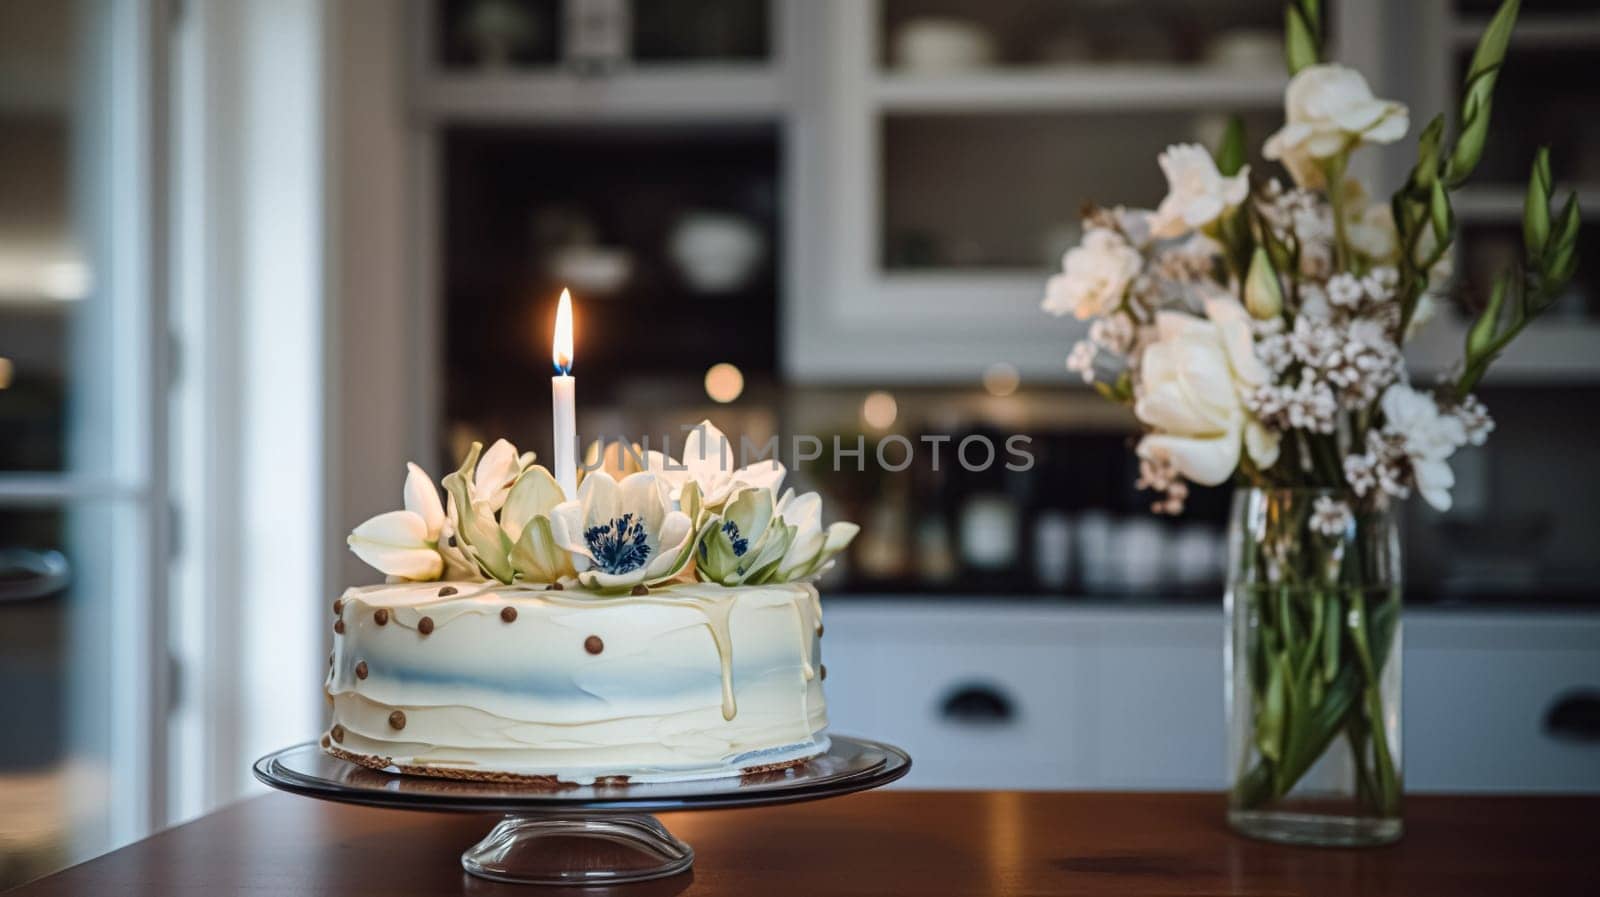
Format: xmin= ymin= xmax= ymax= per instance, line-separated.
xmin=0 ymin=0 xmax=168 ymax=885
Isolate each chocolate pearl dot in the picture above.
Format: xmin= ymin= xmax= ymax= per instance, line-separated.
xmin=630 ymin=584 xmax=650 ymax=596
xmin=438 ymin=586 xmax=457 ymax=597
xmin=447 ymin=534 xmax=458 ymax=547
xmin=388 ymin=711 xmax=406 ymax=730
xmin=546 ymin=582 xmax=564 ymax=591
xmin=418 ymin=616 xmax=434 ymax=635
xmin=500 ymin=606 xmax=518 ymax=623
xmin=355 ymin=661 xmax=368 ymax=680
xmin=331 ymin=724 xmax=345 ymax=743
xmin=332 ymin=598 xmax=344 ymax=615
xmin=820 ymin=664 xmax=828 ymax=681
xmin=374 ymin=608 xmax=389 ymax=626
xmin=816 ymin=623 xmax=824 ymax=638
xmin=584 ymin=635 xmax=604 ymax=655
xmin=333 ymin=619 xmax=345 ymax=635
xmin=320 ymin=734 xmax=330 ymax=749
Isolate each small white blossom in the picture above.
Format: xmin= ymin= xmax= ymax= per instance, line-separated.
xmin=1150 ymin=143 xmax=1251 ymax=238
xmin=1453 ymin=394 xmax=1495 ymax=446
xmin=1327 ymin=273 xmax=1364 ymax=309
xmin=1088 ymin=314 xmax=1135 ymax=354
xmin=1066 ymin=340 xmax=1098 ymax=384
xmin=1042 ymin=228 xmax=1144 ymax=320
xmin=1135 ymin=451 xmax=1190 ymax=516
xmin=1310 ymin=496 xmax=1353 ymax=537
xmin=1248 ymin=374 xmax=1339 ymax=435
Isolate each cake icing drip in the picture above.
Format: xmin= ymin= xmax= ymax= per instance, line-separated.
xmin=326 ymin=580 xmax=824 ymax=782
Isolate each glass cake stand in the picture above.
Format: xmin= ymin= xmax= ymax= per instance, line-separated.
xmin=253 ymin=736 xmax=910 ymax=886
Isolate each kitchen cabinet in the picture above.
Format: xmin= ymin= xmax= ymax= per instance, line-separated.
xmin=821 ymin=600 xmax=1600 ymax=792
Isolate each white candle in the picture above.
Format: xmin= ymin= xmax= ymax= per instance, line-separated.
xmin=551 ymin=288 xmax=578 ymax=499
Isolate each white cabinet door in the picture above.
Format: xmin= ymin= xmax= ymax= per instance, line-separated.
xmin=1405 ymin=612 xmax=1600 ymax=792
xmin=822 ymin=601 xmax=1600 ymax=792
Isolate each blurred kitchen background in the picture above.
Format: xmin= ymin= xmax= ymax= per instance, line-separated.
xmin=3 ymin=0 xmax=1599 ymax=886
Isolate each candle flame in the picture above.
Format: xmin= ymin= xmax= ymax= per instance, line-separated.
xmin=552 ymin=288 xmax=574 ymax=375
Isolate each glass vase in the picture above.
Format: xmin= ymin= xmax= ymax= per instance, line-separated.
xmin=1225 ymin=488 xmax=1403 ymax=847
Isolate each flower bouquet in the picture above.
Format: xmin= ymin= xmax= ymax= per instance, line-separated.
xmin=1042 ymin=0 xmax=1579 ymax=845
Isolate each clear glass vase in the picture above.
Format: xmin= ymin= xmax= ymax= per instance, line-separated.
xmin=1225 ymin=488 xmax=1403 ymax=847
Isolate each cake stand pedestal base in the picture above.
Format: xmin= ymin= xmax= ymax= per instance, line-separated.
xmin=460 ymin=813 xmax=694 ymax=885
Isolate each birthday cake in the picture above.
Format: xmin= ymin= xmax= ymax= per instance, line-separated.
xmin=325 ymin=422 xmax=857 ymax=784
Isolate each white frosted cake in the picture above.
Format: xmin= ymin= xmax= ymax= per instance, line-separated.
xmin=327 ymin=422 xmax=856 ymax=784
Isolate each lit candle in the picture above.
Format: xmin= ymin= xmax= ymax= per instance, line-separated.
xmin=551 ymin=288 xmax=578 ymax=499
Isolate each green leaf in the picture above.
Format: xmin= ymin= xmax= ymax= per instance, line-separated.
xmin=1407 ymin=114 xmax=1446 ymax=192
xmin=1285 ymin=5 xmax=1318 ymax=75
xmin=1541 ymin=193 xmax=1581 ymax=293
xmin=1298 ymin=0 xmax=1323 ymax=37
xmin=1322 ymin=591 xmax=1341 ymax=682
xmin=1467 ymin=272 xmax=1509 ymax=360
xmin=1257 ymin=657 xmax=1288 ymax=764
xmin=1216 ymin=116 xmax=1247 ymax=177
xmin=1429 ymin=179 xmax=1453 ymax=246
xmin=1445 ymin=90 xmax=1493 ymax=188
xmin=1523 ymin=148 xmax=1552 ymax=261
xmin=1466 ymin=0 xmax=1520 ymax=87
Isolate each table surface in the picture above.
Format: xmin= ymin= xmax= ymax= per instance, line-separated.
xmin=9 ymin=790 xmax=1596 ymax=896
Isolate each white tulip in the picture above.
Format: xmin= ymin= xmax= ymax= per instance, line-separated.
xmin=1150 ymin=144 xmax=1250 ymax=238
xmin=654 ymin=420 xmax=786 ymax=510
xmin=1264 ymin=65 xmax=1408 ymax=189
xmin=549 ymin=471 xmax=695 ymax=591
xmin=347 ymin=510 xmax=443 ymax=581
xmin=1041 ymin=228 xmax=1144 ymax=320
xmin=1133 ymin=297 xmax=1279 ymax=486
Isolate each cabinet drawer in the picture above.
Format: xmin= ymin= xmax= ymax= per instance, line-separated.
xmin=1406 ymin=613 xmax=1600 ymax=792
xmin=821 ymin=603 xmax=1221 ymax=789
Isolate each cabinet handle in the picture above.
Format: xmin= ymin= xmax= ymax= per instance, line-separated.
xmin=0 ymin=549 xmax=70 ymax=603
xmin=938 ymin=682 xmax=1015 ymax=726
xmin=1544 ymin=690 xmax=1600 ymax=743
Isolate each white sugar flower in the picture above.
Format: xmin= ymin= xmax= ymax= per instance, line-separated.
xmin=771 ymin=488 xmax=859 ymax=582
xmin=347 ymin=463 xmax=448 ymax=581
xmin=652 ymin=420 xmax=785 ymax=511
xmin=696 ymin=487 xmax=795 ymax=587
xmin=1310 ymin=496 xmax=1354 ymax=538
xmin=549 ymin=471 xmax=695 ymax=591
xmin=1134 ymin=297 xmax=1280 ymax=485
xmin=473 ymin=438 xmax=535 ymax=512
xmin=1042 ymin=228 xmax=1143 ymax=320
xmin=500 ymin=464 xmax=576 ymax=584
xmin=1264 ymin=65 xmax=1409 ymax=189
xmin=1150 ymin=144 xmax=1250 ymax=238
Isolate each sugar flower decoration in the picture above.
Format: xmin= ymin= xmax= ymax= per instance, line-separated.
xmin=657 ymin=420 xmax=786 ymax=510
xmin=347 ymin=462 xmax=448 ymax=581
xmin=771 ymin=489 xmax=859 ymax=582
xmin=549 ymin=471 xmax=696 ymax=591
xmin=696 ymin=487 xmax=795 ymax=586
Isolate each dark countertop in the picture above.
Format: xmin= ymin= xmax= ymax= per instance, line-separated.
xmin=11 ymin=790 xmax=1597 ymax=896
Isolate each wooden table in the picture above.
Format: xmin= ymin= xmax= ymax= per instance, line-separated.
xmin=10 ymin=791 xmax=1595 ymax=896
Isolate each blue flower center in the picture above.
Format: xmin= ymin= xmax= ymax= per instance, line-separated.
xmin=585 ymin=513 xmax=651 ymax=574
xmin=721 ymin=519 xmax=750 ymax=557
